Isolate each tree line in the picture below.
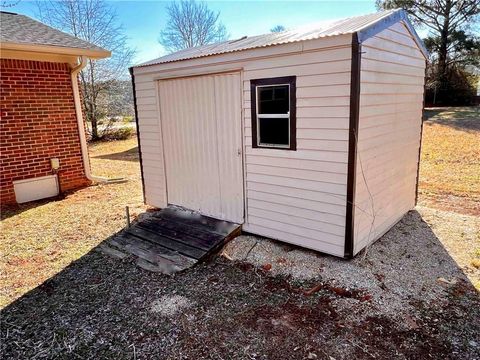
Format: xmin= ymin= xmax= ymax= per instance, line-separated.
xmin=377 ymin=0 xmax=479 ymax=105
xmin=14 ymin=0 xmax=477 ymax=141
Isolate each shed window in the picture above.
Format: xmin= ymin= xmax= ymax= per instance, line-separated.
xmin=251 ymin=76 xmax=296 ymax=150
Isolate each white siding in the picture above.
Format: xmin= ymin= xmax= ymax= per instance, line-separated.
xmin=133 ymin=75 xmax=167 ymax=208
xmin=242 ymin=43 xmax=351 ymax=257
xmin=353 ymin=22 xmax=425 ymax=254
xmin=133 ymin=34 xmax=352 ymax=257
xmin=158 ymin=73 xmax=244 ymax=223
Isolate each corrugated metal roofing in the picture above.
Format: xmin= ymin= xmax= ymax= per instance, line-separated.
xmin=137 ymin=9 xmax=408 ymax=67
xmin=0 ymin=11 xmax=109 ymax=55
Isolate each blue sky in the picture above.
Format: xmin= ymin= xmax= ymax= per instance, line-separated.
xmin=11 ymin=1 xmax=378 ymax=64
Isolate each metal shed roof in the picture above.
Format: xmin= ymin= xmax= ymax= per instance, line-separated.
xmin=136 ymin=9 xmax=427 ymax=68
xmin=0 ymin=11 xmax=110 ymax=58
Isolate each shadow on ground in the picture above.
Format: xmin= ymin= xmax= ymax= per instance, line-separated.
xmin=1 ymin=211 xmax=479 ymax=359
xmin=92 ymin=146 xmax=139 ymax=162
xmin=424 ymin=107 xmax=480 ymax=132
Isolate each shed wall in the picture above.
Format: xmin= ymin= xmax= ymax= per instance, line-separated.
xmin=133 ymin=35 xmax=352 ymax=257
xmin=353 ymin=22 xmax=426 ymax=254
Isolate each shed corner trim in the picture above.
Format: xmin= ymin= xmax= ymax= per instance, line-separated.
xmin=344 ymin=32 xmax=361 ymax=259
xmin=129 ymin=67 xmax=146 ymax=205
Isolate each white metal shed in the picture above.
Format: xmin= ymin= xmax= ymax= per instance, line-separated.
xmin=130 ymin=9 xmax=428 ymax=258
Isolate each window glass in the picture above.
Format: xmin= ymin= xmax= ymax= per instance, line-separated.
xmin=258 ymin=85 xmax=289 ymax=114
xmin=258 ymin=117 xmax=289 ymax=146
xmin=251 ymin=76 xmax=296 ymax=150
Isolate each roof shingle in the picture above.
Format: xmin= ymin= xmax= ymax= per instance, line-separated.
xmin=0 ymin=11 xmax=109 ymax=55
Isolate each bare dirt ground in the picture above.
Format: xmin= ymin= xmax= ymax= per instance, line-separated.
xmin=1 ymin=107 xmax=479 ymax=359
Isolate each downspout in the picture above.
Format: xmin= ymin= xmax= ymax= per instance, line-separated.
xmin=70 ymin=56 xmax=107 ymax=183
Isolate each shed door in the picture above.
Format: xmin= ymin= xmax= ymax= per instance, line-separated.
xmin=158 ymin=73 xmax=244 ymax=223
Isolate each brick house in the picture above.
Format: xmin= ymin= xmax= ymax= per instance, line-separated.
xmin=0 ymin=11 xmax=110 ymax=205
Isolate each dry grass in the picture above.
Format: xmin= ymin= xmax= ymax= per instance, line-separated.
xmin=0 ymin=136 xmax=146 ymax=308
xmin=419 ymin=106 xmax=480 ymax=216
xmin=1 ymin=107 xmax=478 ymax=308
xmin=418 ymin=106 xmax=480 ymax=288
xmin=1 ymin=111 xmax=479 ymax=358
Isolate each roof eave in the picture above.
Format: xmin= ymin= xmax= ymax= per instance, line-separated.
xmin=356 ymin=9 xmax=429 ymax=59
xmin=0 ymin=41 xmax=111 ymax=59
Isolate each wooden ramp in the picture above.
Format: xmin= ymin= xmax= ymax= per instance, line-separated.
xmin=100 ymin=206 xmax=241 ymax=274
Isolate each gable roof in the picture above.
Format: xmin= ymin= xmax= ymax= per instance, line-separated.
xmin=0 ymin=11 xmax=110 ymax=58
xmin=137 ymin=9 xmax=427 ymax=68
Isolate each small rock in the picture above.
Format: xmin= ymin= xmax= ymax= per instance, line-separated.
xmin=307 ymin=352 xmax=317 ymax=359
xmin=437 ymin=277 xmax=457 ymax=285
xmin=262 ymin=263 xmax=272 ymax=271
xmin=404 ymin=315 xmax=420 ymax=329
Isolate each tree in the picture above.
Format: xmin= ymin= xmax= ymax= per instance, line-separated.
xmin=36 ymin=0 xmax=135 ymax=140
xmin=0 ymin=0 xmax=20 ymax=8
xmin=271 ymin=25 xmax=286 ymax=33
xmin=159 ymin=0 xmax=228 ymax=52
xmin=376 ymin=0 xmax=480 ymax=104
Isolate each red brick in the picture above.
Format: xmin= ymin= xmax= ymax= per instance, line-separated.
xmin=0 ymin=59 xmax=91 ymax=205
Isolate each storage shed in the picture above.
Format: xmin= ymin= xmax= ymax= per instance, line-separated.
xmin=130 ymin=9 xmax=428 ymax=258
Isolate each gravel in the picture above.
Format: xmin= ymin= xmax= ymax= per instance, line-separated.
xmin=224 ymin=209 xmax=475 ymax=320
xmin=2 ymin=209 xmax=479 ymax=359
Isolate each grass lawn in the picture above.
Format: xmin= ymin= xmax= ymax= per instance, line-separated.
xmin=418 ymin=107 xmax=480 ymax=282
xmin=1 ymin=108 xmax=479 ymax=358
xmin=419 ymin=106 xmax=480 ymax=216
xmin=0 ymin=137 xmax=146 ymax=308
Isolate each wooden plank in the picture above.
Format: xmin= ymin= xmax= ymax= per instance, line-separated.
xmin=126 ymin=226 xmax=206 ymax=259
xmin=138 ymin=217 xmax=224 ymax=250
xmin=155 ymin=207 xmax=239 ymax=236
xmin=110 ymin=234 xmax=197 ymax=269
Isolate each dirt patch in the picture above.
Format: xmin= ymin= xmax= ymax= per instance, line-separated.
xmin=2 ymin=250 xmax=478 ymax=359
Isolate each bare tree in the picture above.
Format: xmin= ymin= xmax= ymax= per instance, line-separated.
xmin=0 ymin=0 xmax=20 ymax=8
xmin=270 ymin=25 xmax=286 ymax=33
xmin=377 ymin=0 xmax=480 ymax=104
xmin=36 ymin=0 xmax=135 ymax=140
xmin=159 ymin=0 xmax=228 ymax=52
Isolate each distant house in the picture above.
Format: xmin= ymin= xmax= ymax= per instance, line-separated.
xmin=131 ymin=9 xmax=428 ymax=258
xmin=0 ymin=11 xmax=110 ymax=205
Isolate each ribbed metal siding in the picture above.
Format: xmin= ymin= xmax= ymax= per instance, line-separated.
xmin=158 ymin=73 xmax=243 ymax=223
xmin=136 ymin=9 xmax=425 ymax=67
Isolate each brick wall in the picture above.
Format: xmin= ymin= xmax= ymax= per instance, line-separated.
xmin=0 ymin=59 xmax=90 ymax=205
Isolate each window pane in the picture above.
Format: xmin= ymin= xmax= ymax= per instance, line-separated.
xmin=259 ymin=117 xmax=289 ymax=146
xmin=258 ymin=85 xmax=289 ymax=114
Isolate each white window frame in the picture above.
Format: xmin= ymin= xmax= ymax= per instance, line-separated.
xmin=255 ymin=83 xmax=291 ymax=149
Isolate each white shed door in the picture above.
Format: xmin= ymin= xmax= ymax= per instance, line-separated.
xmin=158 ymin=73 xmax=244 ymax=223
